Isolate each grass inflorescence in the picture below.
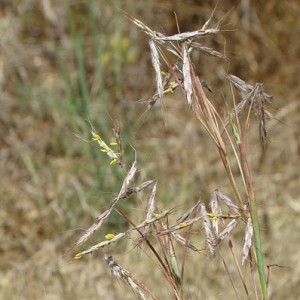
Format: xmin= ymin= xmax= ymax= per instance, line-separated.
xmin=72 ymin=13 xmax=275 ymax=300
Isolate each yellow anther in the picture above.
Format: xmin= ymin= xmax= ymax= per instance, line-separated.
xmin=207 ymin=213 xmax=218 ymax=220
xmin=110 ymin=159 xmax=118 ymax=165
xmin=105 ymin=233 xmax=116 ymax=240
xmin=179 ymin=222 xmax=188 ymax=229
xmin=92 ymin=134 xmax=101 ymax=141
xmin=152 ymin=213 xmax=160 ymax=218
xmin=73 ymin=252 xmax=83 ymax=259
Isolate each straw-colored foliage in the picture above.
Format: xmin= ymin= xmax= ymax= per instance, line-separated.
xmin=1 ymin=1 xmax=299 ymax=299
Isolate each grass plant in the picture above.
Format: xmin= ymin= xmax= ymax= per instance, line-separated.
xmin=1 ymin=1 xmax=299 ymax=299
xmin=73 ymin=13 xmax=275 ymax=300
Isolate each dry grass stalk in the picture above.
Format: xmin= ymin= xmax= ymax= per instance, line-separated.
xmin=132 ymin=15 xmax=271 ymax=295
xmin=72 ymin=13 xmax=273 ymax=299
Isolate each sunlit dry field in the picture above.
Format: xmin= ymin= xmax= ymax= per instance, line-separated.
xmin=0 ymin=1 xmax=299 ymax=299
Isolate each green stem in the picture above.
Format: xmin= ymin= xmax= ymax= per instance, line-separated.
xmin=239 ymin=142 xmax=268 ymax=299
xmin=249 ymin=195 xmax=268 ymax=299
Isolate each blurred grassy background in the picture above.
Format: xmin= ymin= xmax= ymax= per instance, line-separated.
xmin=0 ymin=0 xmax=299 ymax=299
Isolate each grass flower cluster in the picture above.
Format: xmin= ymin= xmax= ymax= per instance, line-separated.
xmin=73 ymin=13 xmax=274 ymax=300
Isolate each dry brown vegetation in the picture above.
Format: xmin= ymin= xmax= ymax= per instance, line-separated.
xmin=0 ymin=1 xmax=299 ymax=299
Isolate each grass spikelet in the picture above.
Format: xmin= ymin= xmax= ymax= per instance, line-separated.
xmin=171 ymin=232 xmax=201 ymax=252
xmin=91 ymin=130 xmax=120 ymax=165
xmin=228 ymin=75 xmax=274 ymax=146
xmin=154 ymin=29 xmax=219 ymax=42
xmin=74 ymin=233 xmax=127 ymax=258
xmin=242 ymin=214 xmax=253 ymax=266
xmin=137 ymin=182 xmax=157 ymax=244
xmin=176 ymin=199 xmax=201 ymax=224
xmin=200 ymin=202 xmax=216 ymax=258
xmin=215 ymin=189 xmax=241 ymax=212
xmin=217 ymin=219 xmax=238 ymax=244
xmin=104 ymin=254 xmax=148 ymax=300
xmin=149 ymin=40 xmax=163 ymax=100
xmin=159 ymin=215 xmax=203 ymax=235
xmin=182 ymin=42 xmax=193 ymax=106
xmin=189 ymin=42 xmax=227 ymax=60
xmin=210 ymin=192 xmax=222 ymax=235
xmin=132 ymin=18 xmax=157 ymax=40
